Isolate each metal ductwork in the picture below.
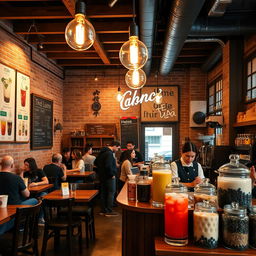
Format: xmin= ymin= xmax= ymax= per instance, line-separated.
xmin=201 ymin=46 xmax=223 ymax=72
xmin=185 ymin=38 xmax=225 ymax=72
xmin=159 ymin=0 xmax=205 ymax=75
xmin=190 ymin=15 xmax=256 ymax=36
xmin=139 ymin=0 xmax=156 ymax=75
xmin=208 ymin=0 xmax=232 ymax=17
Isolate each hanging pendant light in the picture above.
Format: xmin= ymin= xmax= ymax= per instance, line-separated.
xmin=116 ymin=68 xmax=123 ymax=101
xmin=154 ymin=71 xmax=162 ymax=104
xmin=119 ymin=0 xmax=148 ymax=70
xmin=65 ymin=0 xmax=96 ymax=51
xmin=125 ymin=69 xmax=146 ymax=89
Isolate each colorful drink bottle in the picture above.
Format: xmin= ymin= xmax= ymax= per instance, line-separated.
xmin=164 ymin=178 xmax=188 ymax=246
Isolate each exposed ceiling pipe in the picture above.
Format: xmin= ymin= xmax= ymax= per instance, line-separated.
xmin=159 ymin=0 xmax=205 ymax=75
xmin=139 ymin=0 xmax=156 ymax=76
xmin=201 ymin=46 xmax=223 ymax=72
xmin=189 ymin=16 xmax=256 ymax=36
xmin=208 ymin=0 xmax=232 ymax=17
xmin=185 ymin=38 xmax=225 ymax=72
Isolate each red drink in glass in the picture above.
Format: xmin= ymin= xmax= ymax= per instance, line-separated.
xmin=21 ymin=89 xmax=26 ymax=107
xmin=164 ymin=192 xmax=188 ymax=246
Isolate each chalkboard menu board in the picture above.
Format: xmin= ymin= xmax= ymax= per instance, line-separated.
xmin=120 ymin=117 xmax=139 ymax=149
xmin=31 ymin=94 xmax=53 ymax=149
xmin=85 ymin=123 xmax=116 ymax=136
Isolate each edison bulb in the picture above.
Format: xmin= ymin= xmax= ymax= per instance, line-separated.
xmin=155 ymin=91 xmax=163 ymax=104
xmin=119 ymin=36 xmax=148 ymax=70
xmin=65 ymin=13 xmax=96 ymax=51
xmin=125 ymin=69 xmax=146 ymax=89
xmin=117 ymin=91 xmax=123 ymax=102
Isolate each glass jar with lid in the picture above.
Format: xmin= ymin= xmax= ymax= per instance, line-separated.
xmin=164 ymin=178 xmax=188 ymax=246
xmin=222 ymin=202 xmax=249 ymax=250
xmin=194 ymin=178 xmax=217 ymax=208
xmin=193 ymin=200 xmax=218 ymax=249
xmin=217 ymin=154 xmax=252 ymax=209
xmin=152 ymin=157 xmax=172 ymax=207
xmin=249 ymin=205 xmax=256 ymax=248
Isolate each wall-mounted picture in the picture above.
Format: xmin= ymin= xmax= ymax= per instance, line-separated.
xmin=16 ymin=71 xmax=30 ymax=142
xmin=0 ymin=63 xmax=16 ymax=142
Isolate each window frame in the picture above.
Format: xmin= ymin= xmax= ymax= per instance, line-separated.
xmin=245 ymin=52 xmax=256 ymax=103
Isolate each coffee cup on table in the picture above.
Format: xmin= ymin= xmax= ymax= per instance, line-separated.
xmin=0 ymin=195 xmax=8 ymax=208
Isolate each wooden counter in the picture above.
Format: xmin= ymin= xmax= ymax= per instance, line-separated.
xmin=117 ymin=183 xmax=256 ymax=256
xmin=117 ymin=182 xmax=164 ymax=256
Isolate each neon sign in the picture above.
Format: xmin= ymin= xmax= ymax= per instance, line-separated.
xmin=119 ymin=89 xmax=162 ymax=110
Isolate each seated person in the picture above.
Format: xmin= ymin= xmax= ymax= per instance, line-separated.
xmin=0 ymin=156 xmax=38 ymax=235
xmin=119 ymin=141 xmax=144 ymax=167
xmin=171 ymin=141 xmax=204 ymax=190
xmin=82 ymin=145 xmax=96 ymax=167
xmin=62 ymin=147 xmax=72 ymax=170
xmin=43 ymin=153 xmax=66 ymax=189
xmin=72 ymin=149 xmax=85 ymax=172
xmin=21 ymin=157 xmax=49 ymax=187
xmin=119 ymin=149 xmax=136 ymax=191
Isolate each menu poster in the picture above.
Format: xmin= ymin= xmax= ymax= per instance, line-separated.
xmin=16 ymin=72 xmax=30 ymax=142
xmin=0 ymin=63 xmax=16 ymax=142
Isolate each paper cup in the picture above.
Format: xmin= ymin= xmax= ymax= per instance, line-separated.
xmin=0 ymin=195 xmax=8 ymax=208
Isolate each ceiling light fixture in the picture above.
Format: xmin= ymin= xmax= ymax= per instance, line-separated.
xmin=94 ymin=74 xmax=98 ymax=81
xmin=117 ymin=68 xmax=123 ymax=101
xmin=65 ymin=0 xmax=96 ymax=51
xmin=125 ymin=69 xmax=146 ymax=89
xmin=119 ymin=0 xmax=148 ymax=70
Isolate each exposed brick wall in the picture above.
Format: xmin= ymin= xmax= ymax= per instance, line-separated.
xmin=0 ymin=25 xmax=63 ymax=169
xmin=63 ymin=67 xmax=207 ymax=154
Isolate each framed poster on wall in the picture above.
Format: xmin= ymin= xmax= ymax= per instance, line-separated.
xmin=141 ymin=86 xmax=179 ymax=122
xmin=0 ymin=63 xmax=16 ymax=142
xmin=16 ymin=71 xmax=30 ymax=142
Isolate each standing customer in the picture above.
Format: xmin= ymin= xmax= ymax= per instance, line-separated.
xmin=82 ymin=144 xmax=96 ymax=166
xmin=0 ymin=156 xmax=38 ymax=234
xmin=95 ymin=141 xmax=120 ymax=216
xmin=119 ymin=149 xmax=136 ymax=190
xmin=171 ymin=141 xmax=204 ymax=191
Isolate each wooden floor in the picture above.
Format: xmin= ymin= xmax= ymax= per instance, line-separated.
xmin=37 ymin=202 xmax=122 ymax=256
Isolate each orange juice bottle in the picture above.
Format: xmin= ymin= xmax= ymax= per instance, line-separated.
xmin=152 ymin=158 xmax=172 ymax=207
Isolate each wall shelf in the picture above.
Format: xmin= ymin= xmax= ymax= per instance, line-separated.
xmin=233 ymin=120 xmax=256 ymax=127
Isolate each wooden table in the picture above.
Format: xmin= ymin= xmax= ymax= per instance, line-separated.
xmin=43 ymin=189 xmax=98 ymax=203
xmin=155 ymin=237 xmax=256 ymax=256
xmin=0 ymin=205 xmax=29 ymax=225
xmin=29 ymin=184 xmax=53 ymax=193
xmin=66 ymin=170 xmax=94 ymax=178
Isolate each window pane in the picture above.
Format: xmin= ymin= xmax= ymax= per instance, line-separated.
xmin=209 ymin=86 xmax=214 ymax=95
xmin=247 ymin=90 xmax=251 ymax=101
xmin=209 ymin=105 xmax=214 ymax=112
xmin=248 ymin=61 xmax=252 ymax=75
xmin=209 ymin=96 xmax=214 ymax=105
xmin=247 ymin=76 xmax=252 ymax=89
xmin=252 ymin=57 xmax=256 ymax=73
xmin=252 ymin=88 xmax=256 ymax=99
xmin=252 ymin=73 xmax=256 ymax=87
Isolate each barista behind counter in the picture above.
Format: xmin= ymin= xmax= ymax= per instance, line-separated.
xmin=171 ymin=141 xmax=204 ymax=191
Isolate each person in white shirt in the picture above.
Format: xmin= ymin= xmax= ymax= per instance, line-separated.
xmin=82 ymin=145 xmax=96 ymax=166
xmin=171 ymin=141 xmax=204 ymax=190
xmin=72 ymin=149 xmax=85 ymax=172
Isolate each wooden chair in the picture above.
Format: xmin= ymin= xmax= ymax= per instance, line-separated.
xmin=0 ymin=201 xmax=42 ymax=256
xmin=41 ymin=198 xmax=82 ymax=256
xmin=59 ymin=183 xmax=97 ymax=248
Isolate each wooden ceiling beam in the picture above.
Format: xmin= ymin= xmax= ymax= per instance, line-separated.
xmin=0 ymin=6 xmax=72 ymax=19
xmin=28 ymin=34 xmax=127 ymax=44
xmin=14 ymin=21 xmax=129 ymax=34
xmin=0 ymin=3 xmax=132 ymax=19
xmin=47 ymin=52 xmax=118 ymax=59
xmin=61 ymin=0 xmax=75 ymax=17
xmin=93 ymin=35 xmax=110 ymax=64
xmin=57 ymin=59 xmax=121 ymax=66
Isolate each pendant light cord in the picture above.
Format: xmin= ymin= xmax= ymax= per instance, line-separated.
xmin=133 ymin=0 xmax=136 ymax=24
